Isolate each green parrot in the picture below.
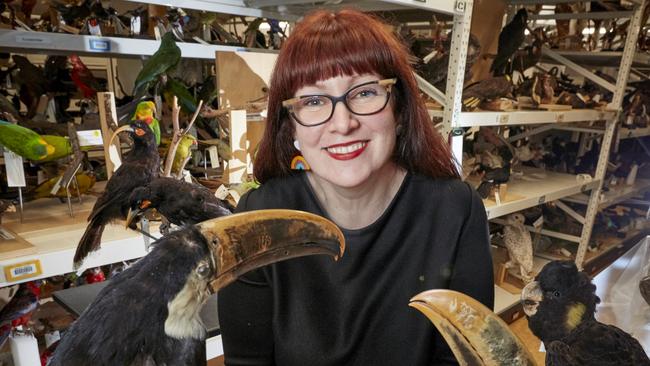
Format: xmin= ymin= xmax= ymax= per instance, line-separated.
xmin=132 ymin=32 xmax=182 ymax=97
xmin=0 ymin=120 xmax=55 ymax=161
xmin=171 ymin=134 xmax=197 ymax=175
xmin=163 ymin=78 xmax=199 ymax=115
xmin=39 ymin=135 xmax=92 ymax=162
xmin=132 ymin=101 xmax=161 ymax=146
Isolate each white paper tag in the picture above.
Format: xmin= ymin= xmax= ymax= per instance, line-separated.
xmin=228 ymin=189 xmax=241 ymax=204
xmin=50 ymin=175 xmax=64 ymax=195
xmin=109 ymin=144 xmax=122 ymax=171
xmin=533 ymin=215 xmax=544 ymax=229
xmin=77 ymin=130 xmax=103 ymax=146
xmin=182 ymin=170 xmax=192 ymax=183
xmin=539 ymin=341 xmax=546 ymax=353
xmin=207 ymin=146 xmax=219 ymax=169
xmin=46 ymin=98 xmax=57 ymax=122
xmin=131 ymin=16 xmax=141 ymax=35
xmin=214 ymin=184 xmax=229 ymax=200
xmin=3 ymin=149 xmax=26 ymax=187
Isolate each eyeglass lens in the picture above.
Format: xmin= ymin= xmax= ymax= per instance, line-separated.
xmin=292 ymin=82 xmax=390 ymax=126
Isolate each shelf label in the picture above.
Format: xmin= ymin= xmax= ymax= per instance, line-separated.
xmin=77 ymin=130 xmax=103 ymax=146
xmin=454 ymin=1 xmax=466 ymax=13
xmin=89 ymin=39 xmax=110 ymax=52
xmin=538 ymin=195 xmax=546 ymax=204
xmin=15 ymin=34 xmax=52 ymax=44
xmin=556 ymin=113 xmax=565 ymax=123
xmin=497 ymin=114 xmax=509 ymax=124
xmin=4 ymin=260 xmax=43 ymax=282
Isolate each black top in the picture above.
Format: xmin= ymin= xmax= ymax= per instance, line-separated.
xmin=218 ymin=172 xmax=494 ymax=366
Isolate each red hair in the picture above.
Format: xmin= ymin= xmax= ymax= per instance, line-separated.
xmin=254 ymin=9 xmax=459 ymax=183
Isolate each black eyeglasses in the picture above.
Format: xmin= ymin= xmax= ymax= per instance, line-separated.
xmin=282 ymin=78 xmax=397 ymax=127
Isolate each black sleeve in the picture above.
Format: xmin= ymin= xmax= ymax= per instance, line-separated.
xmin=432 ymin=184 xmax=494 ymax=365
xmin=218 ymin=191 xmax=276 ymax=366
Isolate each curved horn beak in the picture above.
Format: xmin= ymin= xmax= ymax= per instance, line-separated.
xmin=125 ymin=207 xmax=142 ymax=229
xmin=196 ymin=209 xmax=345 ymax=293
xmin=109 ymin=125 xmax=135 ymax=148
xmin=521 ymin=281 xmax=543 ymax=317
xmin=409 ymin=289 xmax=536 ymax=365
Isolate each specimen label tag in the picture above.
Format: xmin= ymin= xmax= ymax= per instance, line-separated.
xmin=3 ymin=149 xmax=26 ymax=187
xmin=4 ymin=260 xmax=43 ymax=282
xmin=77 ymin=130 xmax=103 ymax=146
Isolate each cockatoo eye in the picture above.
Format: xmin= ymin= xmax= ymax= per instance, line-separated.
xmin=196 ymin=264 xmax=211 ymax=278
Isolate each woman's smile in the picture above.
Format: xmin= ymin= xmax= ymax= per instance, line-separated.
xmin=323 ymin=140 xmax=369 ymax=160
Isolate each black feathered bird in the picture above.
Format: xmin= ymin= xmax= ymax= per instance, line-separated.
xmin=75 ymin=120 xmax=160 ymax=267
xmin=125 ymin=177 xmax=233 ymax=229
xmin=491 ymin=8 xmax=528 ymax=76
xmin=51 ymin=210 xmax=345 ymax=366
xmin=522 ymin=260 xmax=650 ymax=365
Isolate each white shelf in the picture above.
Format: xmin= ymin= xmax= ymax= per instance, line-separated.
xmin=0 ymin=185 xmax=157 ymax=287
xmin=494 ymin=285 xmax=521 ymax=315
xmin=0 ymin=29 xmax=277 ymax=60
xmin=619 ymin=126 xmax=650 ymax=139
xmin=563 ymin=179 xmax=650 ymax=209
xmin=429 ymin=109 xmax=615 ymax=127
xmin=482 ymin=167 xmax=600 ymax=219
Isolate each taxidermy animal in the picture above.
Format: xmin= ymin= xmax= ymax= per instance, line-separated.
xmin=126 ymin=177 xmax=233 ymax=229
xmin=132 ymin=100 xmax=161 ymax=146
xmin=51 ymin=210 xmax=345 ymax=365
xmin=0 ymin=120 xmax=55 ymax=161
xmin=74 ymin=120 xmax=160 ymax=268
xmin=522 ymin=260 xmax=650 ymax=365
xmin=410 ymin=289 xmax=536 ymax=365
xmin=132 ymin=31 xmax=181 ymax=96
xmin=491 ymin=8 xmax=528 ymax=76
xmin=503 ymin=213 xmax=534 ymax=281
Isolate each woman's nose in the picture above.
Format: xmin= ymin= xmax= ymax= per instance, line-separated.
xmin=328 ymin=101 xmax=360 ymax=134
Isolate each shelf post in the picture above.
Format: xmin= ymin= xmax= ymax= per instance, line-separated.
xmin=575 ymin=0 xmax=646 ymax=268
xmin=442 ymin=0 xmax=474 ymax=170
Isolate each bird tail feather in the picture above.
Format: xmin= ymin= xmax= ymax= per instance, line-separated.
xmin=74 ymin=220 xmax=105 ymax=269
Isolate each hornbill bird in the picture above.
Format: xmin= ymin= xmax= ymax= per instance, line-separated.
xmin=491 ymin=8 xmax=528 ymax=76
xmin=75 ymin=120 xmax=160 ymax=268
xmin=522 ymin=260 xmax=650 ymax=365
xmin=410 ymin=289 xmax=536 ymax=365
xmin=125 ymin=177 xmax=234 ymax=229
xmin=50 ymin=210 xmax=345 ymax=365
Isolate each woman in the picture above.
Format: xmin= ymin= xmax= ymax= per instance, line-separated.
xmin=218 ymin=9 xmax=493 ymax=366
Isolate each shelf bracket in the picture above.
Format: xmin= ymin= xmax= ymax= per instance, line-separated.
xmin=542 ymin=47 xmax=616 ymax=94
xmin=414 ymin=73 xmax=447 ymax=108
xmin=555 ymin=201 xmax=586 ymax=225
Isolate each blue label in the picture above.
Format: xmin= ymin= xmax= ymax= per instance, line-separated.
xmin=89 ymin=39 xmax=110 ymax=52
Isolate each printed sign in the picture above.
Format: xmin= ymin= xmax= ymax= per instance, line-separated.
xmin=4 ymin=260 xmax=43 ymax=282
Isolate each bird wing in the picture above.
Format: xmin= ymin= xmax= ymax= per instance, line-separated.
xmin=557 ymin=321 xmax=650 ymax=366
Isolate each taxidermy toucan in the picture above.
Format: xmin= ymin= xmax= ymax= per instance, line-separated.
xmin=51 ymin=209 xmax=345 ymax=365
xmin=410 ymin=289 xmax=537 ymax=365
xmin=522 ymin=260 xmax=650 ymax=366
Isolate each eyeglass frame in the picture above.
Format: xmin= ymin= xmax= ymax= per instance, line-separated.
xmin=281 ymin=78 xmax=398 ymax=127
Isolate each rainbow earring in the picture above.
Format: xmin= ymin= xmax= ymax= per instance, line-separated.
xmin=291 ymin=140 xmax=310 ymax=170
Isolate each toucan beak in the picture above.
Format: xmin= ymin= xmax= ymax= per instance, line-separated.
xmin=521 ymin=281 xmax=543 ymax=317
xmin=109 ymin=124 xmax=135 ymax=147
xmin=196 ymin=209 xmax=345 ymax=293
xmin=409 ymin=289 xmax=536 ymax=365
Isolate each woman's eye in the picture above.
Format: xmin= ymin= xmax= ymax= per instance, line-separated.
xmin=300 ymin=97 xmax=324 ymax=107
xmin=351 ymin=88 xmax=378 ymax=99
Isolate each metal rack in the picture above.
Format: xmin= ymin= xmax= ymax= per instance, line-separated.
xmin=435 ymin=0 xmax=647 ymax=271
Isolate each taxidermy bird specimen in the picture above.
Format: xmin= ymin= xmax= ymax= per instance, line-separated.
xmin=462 ymin=75 xmax=513 ymax=111
xmin=502 ymin=213 xmax=534 ymax=282
xmin=0 ymin=120 xmax=55 ymax=161
xmin=51 ymin=210 xmax=345 ymax=366
xmin=126 ymin=177 xmax=233 ymax=229
xmin=132 ymin=31 xmax=181 ymax=97
xmin=522 ymin=260 xmax=650 ymax=366
xmin=170 ymin=133 xmax=197 ymax=175
xmin=75 ymin=120 xmax=160 ymax=268
xmin=132 ymin=100 xmax=161 ymax=145
xmin=69 ymin=54 xmax=104 ymax=99
xmin=491 ymin=8 xmax=528 ymax=76
xmin=410 ymin=289 xmax=536 ymax=365
xmin=0 ymin=281 xmax=41 ymax=347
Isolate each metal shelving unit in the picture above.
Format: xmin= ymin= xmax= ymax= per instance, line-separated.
xmin=430 ymin=109 xmax=615 ymax=127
